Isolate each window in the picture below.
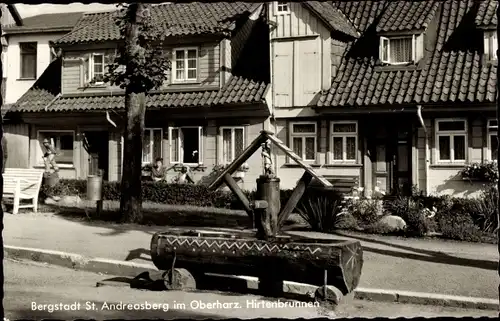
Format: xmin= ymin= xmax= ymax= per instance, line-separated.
xmin=169 ymin=127 xmax=203 ymax=164
xmin=484 ymin=30 xmax=497 ymax=60
xmin=380 ymin=36 xmax=416 ymax=64
xmin=276 ymin=2 xmax=289 ymax=13
xmin=435 ymin=119 xmax=467 ymax=163
xmin=20 ymin=42 xmax=37 ymax=79
xmin=172 ymin=48 xmax=198 ymax=83
xmin=220 ymin=127 xmax=245 ymax=164
xmin=289 ymin=122 xmax=316 ymax=161
xmin=330 ymin=121 xmax=358 ymax=162
xmin=84 ymin=53 xmax=105 ymax=85
xmin=37 ymin=131 xmax=74 ymax=165
xmin=142 ymin=128 xmax=163 ymax=164
xmin=487 ymin=119 xmax=498 ymax=162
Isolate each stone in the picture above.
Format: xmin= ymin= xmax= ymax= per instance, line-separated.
xmin=44 ymin=197 xmax=58 ymax=205
xmin=58 ymin=195 xmax=82 ymax=207
xmin=378 ymin=215 xmax=407 ymax=232
xmin=314 ymin=285 xmax=344 ymax=306
xmin=163 ymin=268 xmax=196 ymax=291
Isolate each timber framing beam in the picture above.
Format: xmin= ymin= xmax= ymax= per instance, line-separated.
xmin=277 ymin=171 xmax=313 ymax=228
xmin=223 ymin=173 xmax=253 ymax=219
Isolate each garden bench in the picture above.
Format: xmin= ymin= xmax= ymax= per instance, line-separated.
xmin=309 ymin=175 xmax=360 ymax=196
xmin=3 ymin=168 xmax=44 ymax=214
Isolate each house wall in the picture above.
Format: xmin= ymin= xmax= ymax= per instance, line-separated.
xmin=4 ymin=32 xmax=66 ymax=104
xmin=62 ymin=41 xmax=221 ymax=95
xmin=416 ymin=114 xmax=493 ymax=198
xmin=3 ymin=123 xmax=30 ymax=168
xmin=268 ymin=2 xmax=331 ymax=108
xmin=273 ymin=118 xmax=363 ymax=190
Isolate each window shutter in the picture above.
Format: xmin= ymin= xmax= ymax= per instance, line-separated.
xmin=379 ymin=37 xmax=390 ymax=64
xmin=81 ymin=54 xmax=90 ymax=85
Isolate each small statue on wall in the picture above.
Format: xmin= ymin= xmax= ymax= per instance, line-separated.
xmin=261 ymin=141 xmax=274 ymax=177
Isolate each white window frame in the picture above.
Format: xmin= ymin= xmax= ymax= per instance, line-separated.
xmin=289 ymin=122 xmax=317 ymax=162
xmin=85 ymin=53 xmax=105 ymax=85
xmin=330 ymin=121 xmax=358 ymax=163
xmin=487 ymin=119 xmax=498 ymax=162
xmin=485 ymin=30 xmax=498 ymax=60
xmin=172 ymin=47 xmax=199 ymax=83
xmin=142 ymin=128 xmax=163 ymax=165
xmin=219 ymin=126 xmax=245 ymax=165
xmin=379 ymin=35 xmax=416 ymax=65
xmin=37 ymin=130 xmax=75 ymax=168
xmin=275 ymin=1 xmax=290 ymax=14
xmin=169 ymin=126 xmax=204 ymax=165
xmin=435 ymin=118 xmax=468 ymax=163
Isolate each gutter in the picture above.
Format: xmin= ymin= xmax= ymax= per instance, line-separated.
xmin=416 ymin=105 xmax=429 ymax=196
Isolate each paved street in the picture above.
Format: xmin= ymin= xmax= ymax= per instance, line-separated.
xmin=5 ymin=258 xmax=497 ymax=319
xmin=5 ymin=212 xmax=498 ymax=299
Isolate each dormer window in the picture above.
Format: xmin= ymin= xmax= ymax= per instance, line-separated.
xmin=276 ymin=2 xmax=289 ymax=14
xmin=484 ymin=30 xmax=497 ymax=61
xmin=380 ymin=35 xmax=417 ymax=65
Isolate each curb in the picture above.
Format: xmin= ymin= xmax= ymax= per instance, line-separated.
xmin=5 ymin=245 xmax=499 ymax=311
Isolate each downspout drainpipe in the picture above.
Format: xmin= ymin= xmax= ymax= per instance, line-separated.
xmin=417 ymin=105 xmax=429 ymax=196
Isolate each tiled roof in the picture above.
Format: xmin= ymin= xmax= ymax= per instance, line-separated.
xmin=55 ymin=2 xmax=261 ymax=45
xmin=304 ymin=2 xmax=359 ymax=38
xmin=376 ymin=1 xmax=440 ymax=32
xmin=11 ymin=76 xmax=269 ymax=113
xmin=3 ymin=12 xmax=83 ymax=34
xmin=475 ymin=0 xmax=498 ymax=27
xmin=334 ymin=1 xmax=389 ymax=33
xmin=318 ymin=0 xmax=497 ymax=108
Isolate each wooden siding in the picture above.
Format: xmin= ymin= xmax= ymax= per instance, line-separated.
xmin=3 ymin=124 xmax=30 ymax=168
xmin=268 ymin=2 xmax=327 ymax=39
xmin=270 ymin=2 xmax=331 ymax=108
xmin=62 ymin=42 xmax=221 ymax=95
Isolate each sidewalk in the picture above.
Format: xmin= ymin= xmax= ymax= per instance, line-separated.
xmin=4 ymin=212 xmax=498 ymax=299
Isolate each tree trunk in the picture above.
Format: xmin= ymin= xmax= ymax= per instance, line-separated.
xmin=119 ymin=3 xmax=147 ymax=223
xmin=0 ymin=8 xmax=5 ymax=320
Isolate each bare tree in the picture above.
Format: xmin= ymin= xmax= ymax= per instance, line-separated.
xmin=104 ymin=3 xmax=170 ymax=223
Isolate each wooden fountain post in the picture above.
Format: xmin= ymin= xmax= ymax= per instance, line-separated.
xmin=255 ymin=141 xmax=283 ymax=297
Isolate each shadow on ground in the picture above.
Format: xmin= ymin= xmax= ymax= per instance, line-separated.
xmin=331 ymin=231 xmax=497 ymax=271
xmin=29 ymin=201 xmax=304 ymax=238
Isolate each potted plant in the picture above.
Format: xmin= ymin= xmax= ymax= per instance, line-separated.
xmin=459 ymin=162 xmax=498 ymax=183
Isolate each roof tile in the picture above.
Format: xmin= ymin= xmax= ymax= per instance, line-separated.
xmin=475 ymin=0 xmax=498 ymax=27
xmin=55 ymin=2 xmax=260 ymax=45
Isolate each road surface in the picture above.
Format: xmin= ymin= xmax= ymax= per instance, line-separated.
xmin=4 ymin=258 xmax=497 ymax=319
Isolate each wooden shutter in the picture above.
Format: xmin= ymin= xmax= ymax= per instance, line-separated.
xmin=296 ymin=38 xmax=320 ymax=106
xmin=273 ymin=41 xmax=293 ymax=107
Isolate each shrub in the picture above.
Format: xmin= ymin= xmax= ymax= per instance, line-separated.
xmin=467 ymin=185 xmax=498 ymax=233
xmin=348 ymin=198 xmax=383 ymax=227
xmin=385 ymin=196 xmax=431 ymax=237
xmin=364 ymin=221 xmax=400 ymax=235
xmin=295 ymin=193 xmax=344 ymax=232
xmin=438 ymin=213 xmax=484 ymax=242
xmin=336 ymin=212 xmax=360 ymax=230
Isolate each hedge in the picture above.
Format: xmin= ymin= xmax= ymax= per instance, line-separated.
xmin=40 ymin=179 xmax=342 ymax=210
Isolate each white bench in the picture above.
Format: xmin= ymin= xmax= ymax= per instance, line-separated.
xmin=3 ymin=168 xmax=44 ymax=214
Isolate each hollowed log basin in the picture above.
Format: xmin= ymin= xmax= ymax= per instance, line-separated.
xmin=150 ymin=228 xmax=363 ymax=295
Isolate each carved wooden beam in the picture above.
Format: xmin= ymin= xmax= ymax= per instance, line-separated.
xmin=277 ymin=171 xmax=313 ymax=228
xmin=208 ymin=132 xmax=269 ymax=191
xmin=223 ymin=173 xmax=253 ymax=219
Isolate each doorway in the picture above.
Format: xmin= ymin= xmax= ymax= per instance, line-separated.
xmin=83 ymin=131 xmax=109 ymax=181
xmin=372 ymin=119 xmax=412 ymax=196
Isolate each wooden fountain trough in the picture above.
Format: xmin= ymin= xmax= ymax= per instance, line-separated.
xmin=151 ymin=228 xmax=363 ymax=295
xmin=150 ymin=131 xmax=363 ymax=300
